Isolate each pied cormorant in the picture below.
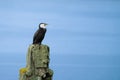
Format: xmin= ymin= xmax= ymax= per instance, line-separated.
xmin=33 ymin=23 xmax=48 ymax=44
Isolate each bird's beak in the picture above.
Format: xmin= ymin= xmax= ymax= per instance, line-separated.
xmin=45 ymin=23 xmax=48 ymax=26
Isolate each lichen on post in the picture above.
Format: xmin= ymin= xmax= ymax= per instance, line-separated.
xmin=19 ymin=44 xmax=53 ymax=80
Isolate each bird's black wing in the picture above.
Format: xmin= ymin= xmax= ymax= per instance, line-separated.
xmin=33 ymin=28 xmax=46 ymax=44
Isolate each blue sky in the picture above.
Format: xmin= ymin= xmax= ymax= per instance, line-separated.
xmin=0 ymin=0 xmax=120 ymax=55
xmin=0 ymin=0 xmax=120 ymax=80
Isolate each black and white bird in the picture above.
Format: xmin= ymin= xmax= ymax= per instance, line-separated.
xmin=33 ymin=23 xmax=48 ymax=44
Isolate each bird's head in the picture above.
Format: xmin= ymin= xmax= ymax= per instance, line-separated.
xmin=39 ymin=23 xmax=48 ymax=28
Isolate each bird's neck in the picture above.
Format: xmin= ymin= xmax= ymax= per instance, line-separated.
xmin=40 ymin=24 xmax=46 ymax=29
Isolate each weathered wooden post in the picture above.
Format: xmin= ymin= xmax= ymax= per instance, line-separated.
xmin=19 ymin=44 xmax=53 ymax=80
